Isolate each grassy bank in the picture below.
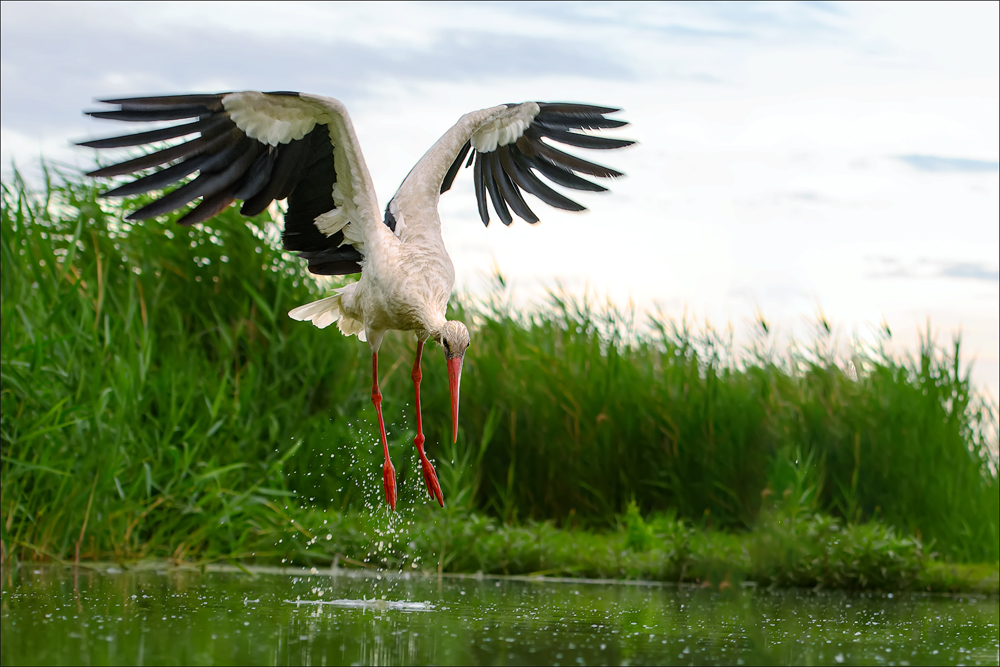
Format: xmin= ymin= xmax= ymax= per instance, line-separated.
xmin=241 ymin=502 xmax=999 ymax=594
xmin=1 ymin=168 xmax=998 ymax=588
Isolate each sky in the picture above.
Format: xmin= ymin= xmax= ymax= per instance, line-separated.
xmin=2 ymin=1 xmax=998 ymax=396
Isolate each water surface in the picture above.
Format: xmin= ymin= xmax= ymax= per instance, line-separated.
xmin=2 ymin=565 xmax=997 ymax=665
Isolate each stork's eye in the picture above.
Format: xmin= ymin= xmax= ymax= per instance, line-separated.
xmin=444 ymin=341 xmax=451 ymax=353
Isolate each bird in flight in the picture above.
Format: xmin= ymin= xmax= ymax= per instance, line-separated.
xmin=80 ymin=91 xmax=633 ymax=510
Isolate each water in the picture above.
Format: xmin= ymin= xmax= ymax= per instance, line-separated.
xmin=2 ymin=565 xmax=997 ymax=666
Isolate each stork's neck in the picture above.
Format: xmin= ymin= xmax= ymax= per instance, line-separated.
xmin=425 ymin=313 xmax=449 ymax=336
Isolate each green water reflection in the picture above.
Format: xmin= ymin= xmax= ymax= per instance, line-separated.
xmin=1 ymin=565 xmax=997 ymax=665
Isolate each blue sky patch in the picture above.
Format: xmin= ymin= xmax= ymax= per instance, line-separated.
xmin=897 ymin=155 xmax=1000 ymax=173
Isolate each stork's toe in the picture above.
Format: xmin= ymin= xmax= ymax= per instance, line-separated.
xmin=421 ymin=458 xmax=444 ymax=507
xmin=383 ymin=462 xmax=397 ymax=511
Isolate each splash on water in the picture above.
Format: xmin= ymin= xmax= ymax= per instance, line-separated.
xmin=286 ymin=598 xmax=434 ymax=612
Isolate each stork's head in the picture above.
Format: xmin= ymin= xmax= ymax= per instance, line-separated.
xmin=436 ymin=320 xmax=470 ymax=442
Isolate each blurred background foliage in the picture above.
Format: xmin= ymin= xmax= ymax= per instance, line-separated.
xmin=1 ymin=167 xmax=997 ymax=571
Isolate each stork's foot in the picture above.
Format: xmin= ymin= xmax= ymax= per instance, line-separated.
xmin=419 ymin=455 xmax=444 ymax=507
xmin=383 ymin=461 xmax=397 ymax=511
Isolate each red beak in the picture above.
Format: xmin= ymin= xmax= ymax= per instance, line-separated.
xmin=447 ymin=356 xmax=463 ymax=443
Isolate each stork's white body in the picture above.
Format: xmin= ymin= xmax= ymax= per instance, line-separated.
xmin=282 ymin=97 xmax=530 ymax=350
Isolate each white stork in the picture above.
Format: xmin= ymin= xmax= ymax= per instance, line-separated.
xmin=80 ymin=91 xmax=633 ymax=510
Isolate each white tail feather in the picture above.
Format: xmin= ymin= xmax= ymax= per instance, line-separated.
xmin=288 ymin=288 xmax=366 ymax=340
xmin=288 ymin=294 xmax=341 ymax=328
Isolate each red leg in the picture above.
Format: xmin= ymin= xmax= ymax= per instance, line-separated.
xmin=372 ymin=351 xmax=396 ymax=510
xmin=412 ymin=341 xmax=444 ymax=506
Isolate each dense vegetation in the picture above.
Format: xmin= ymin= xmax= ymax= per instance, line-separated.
xmin=1 ymin=169 xmax=997 ymax=589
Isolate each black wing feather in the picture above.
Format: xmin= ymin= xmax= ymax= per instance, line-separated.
xmin=283 ymin=149 xmax=335 ymax=234
xmin=440 ymin=140 xmax=471 ymax=194
xmin=86 ymin=107 xmax=217 ymax=123
xmin=196 ymin=133 xmax=254 ymax=175
xmin=507 ymin=149 xmax=586 ymax=212
xmin=536 ymin=102 xmax=621 ymax=116
xmin=233 ymin=151 xmax=276 ymax=201
xmin=101 ymin=155 xmax=213 ymax=197
xmin=480 ymin=151 xmax=513 ymax=226
xmin=240 ymin=134 xmax=312 ymax=216
xmin=516 ymin=150 xmax=607 ymax=192
xmin=492 ymin=151 xmax=538 ymax=224
xmin=176 ymin=190 xmax=238 ymax=227
xmin=276 ymin=127 xmax=330 ymax=201
xmin=535 ymin=126 xmax=635 ymax=150
xmin=86 ymin=134 xmax=214 ymax=178
xmin=78 ymin=116 xmax=227 ymax=149
xmin=472 ymin=149 xmax=490 ymax=226
xmin=293 ymin=249 xmax=364 ymax=276
xmin=99 ymin=94 xmax=226 ymax=111
xmin=534 ymin=112 xmax=628 ymax=131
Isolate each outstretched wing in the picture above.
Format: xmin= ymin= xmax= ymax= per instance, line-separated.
xmin=79 ymin=91 xmax=385 ymax=275
xmin=390 ymin=102 xmax=633 ymax=230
